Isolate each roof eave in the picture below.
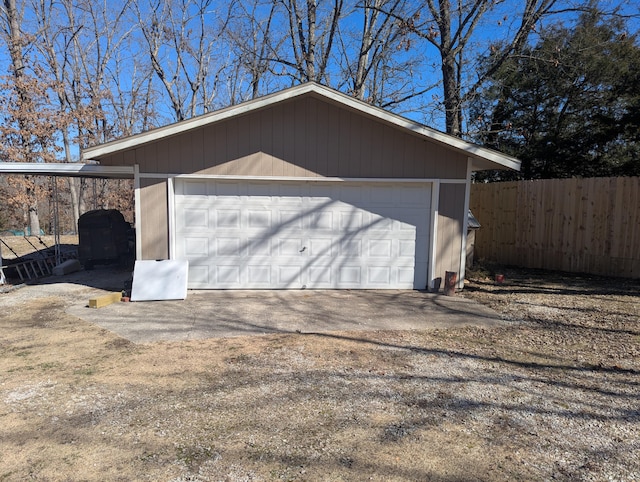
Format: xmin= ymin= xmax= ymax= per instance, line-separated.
xmin=0 ymin=162 xmax=134 ymax=178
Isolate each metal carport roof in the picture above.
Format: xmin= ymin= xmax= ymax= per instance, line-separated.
xmin=0 ymin=162 xmax=134 ymax=178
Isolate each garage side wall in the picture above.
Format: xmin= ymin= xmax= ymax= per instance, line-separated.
xmin=435 ymin=183 xmax=466 ymax=283
xmin=98 ymin=96 xmax=469 ymax=180
xmin=139 ymin=179 xmax=169 ymax=260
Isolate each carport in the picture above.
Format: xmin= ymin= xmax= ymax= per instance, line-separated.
xmin=0 ymin=162 xmax=134 ymax=281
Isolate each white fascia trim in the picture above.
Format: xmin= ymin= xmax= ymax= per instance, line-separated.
xmin=428 ymin=181 xmax=440 ymax=291
xmin=82 ymin=83 xmax=520 ymax=171
xmin=0 ymin=162 xmax=134 ymax=178
xmin=149 ymin=173 xmax=465 ymax=184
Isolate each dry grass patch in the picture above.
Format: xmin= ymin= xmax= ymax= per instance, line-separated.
xmin=1 ymin=267 xmax=639 ymax=481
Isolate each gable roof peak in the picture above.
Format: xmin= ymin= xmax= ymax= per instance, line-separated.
xmin=82 ymin=82 xmax=520 ymax=172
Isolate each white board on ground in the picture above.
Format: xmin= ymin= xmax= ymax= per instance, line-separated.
xmin=131 ymin=260 xmax=189 ymax=301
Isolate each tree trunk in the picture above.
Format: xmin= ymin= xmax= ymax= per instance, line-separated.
xmin=27 ymin=183 xmax=40 ymax=234
xmin=441 ymin=55 xmax=461 ymax=136
xmin=3 ymin=0 xmax=41 ymax=234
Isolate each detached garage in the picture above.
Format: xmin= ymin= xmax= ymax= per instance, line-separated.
xmin=81 ymin=82 xmax=520 ymax=290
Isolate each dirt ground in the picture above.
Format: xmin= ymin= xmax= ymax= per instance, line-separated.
xmin=1 ymin=238 xmax=639 ymax=481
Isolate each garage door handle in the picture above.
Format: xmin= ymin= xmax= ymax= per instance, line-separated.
xmin=299 ymin=246 xmax=306 ymax=252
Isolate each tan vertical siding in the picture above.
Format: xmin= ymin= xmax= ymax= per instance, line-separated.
xmin=348 ymin=108 xmax=363 ymax=177
xmin=315 ymin=98 xmax=330 ymax=175
xmin=435 ymin=183 xmax=466 ymax=281
xmin=300 ymin=98 xmax=321 ymax=177
xmin=259 ymin=109 xmax=274 ymax=175
xmin=98 ymin=96 xmax=469 ymax=180
xmin=155 ymin=138 xmax=168 ymax=173
xmin=325 ymin=103 xmax=341 ymax=176
xmin=270 ymin=104 xmax=284 ymax=176
xmin=190 ymin=128 xmax=204 ymax=172
xmin=139 ymin=179 xmax=168 ymax=260
xmin=293 ymin=97 xmax=308 ymax=177
xmin=369 ymin=120 xmax=385 ymax=177
xmin=282 ymin=102 xmax=296 ymax=177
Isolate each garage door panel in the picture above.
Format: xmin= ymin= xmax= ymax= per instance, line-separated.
xmin=338 ymin=266 xmax=362 ymax=284
xmin=278 ymin=183 xmax=304 ymax=198
xmin=366 ymin=213 xmax=393 ymax=231
xmin=340 ymin=239 xmax=362 ymax=256
xmin=308 ymin=183 xmax=336 ymax=200
xmin=188 ymin=265 xmax=210 ymax=286
xmin=248 ymin=210 xmax=271 ymax=228
xmin=367 ymin=266 xmax=391 ymax=284
xmin=368 ymin=239 xmax=392 ymax=257
xmin=184 ymin=237 xmax=209 ymax=257
xmin=338 ymin=184 xmax=364 ymax=203
xmin=278 ymin=238 xmax=303 ymax=256
xmin=181 ymin=207 xmax=209 ymax=229
xmin=247 ymin=181 xmax=276 ymax=197
xmin=308 ymin=265 xmax=332 ymax=284
xmin=247 ymin=265 xmax=272 ymax=284
xmin=279 ymin=210 xmax=304 ymax=228
xmin=398 ymin=239 xmax=416 ymax=257
xmin=307 ymin=211 xmax=333 ymax=230
xmin=247 ymin=238 xmax=272 ymax=256
xmin=179 ymin=179 xmax=208 ymax=196
xmin=215 ymin=181 xmax=242 ymax=196
xmin=397 ymin=267 xmax=415 ymax=284
xmin=308 ymin=238 xmax=333 ymax=257
xmin=216 ymin=265 xmax=241 ymax=285
xmin=278 ymin=265 xmax=302 ymax=286
xmin=340 ymin=210 xmax=363 ymax=230
xmin=216 ymin=237 xmax=242 ymax=256
xmin=175 ymin=179 xmax=431 ymax=289
xmin=216 ymin=209 xmax=240 ymax=228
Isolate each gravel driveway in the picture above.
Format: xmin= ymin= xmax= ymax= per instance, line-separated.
xmin=1 ymin=265 xmax=638 ymax=481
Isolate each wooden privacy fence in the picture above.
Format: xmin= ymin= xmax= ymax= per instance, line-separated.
xmin=470 ymin=177 xmax=640 ymax=278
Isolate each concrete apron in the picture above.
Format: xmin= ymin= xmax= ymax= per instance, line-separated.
xmin=65 ymin=288 xmax=506 ymax=344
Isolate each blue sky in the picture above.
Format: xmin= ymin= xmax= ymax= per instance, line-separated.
xmin=0 ymin=0 xmax=638 ymax=159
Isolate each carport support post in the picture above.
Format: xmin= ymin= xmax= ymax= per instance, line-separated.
xmin=0 ymin=243 xmax=5 ymax=285
xmin=50 ymin=176 xmax=61 ymax=265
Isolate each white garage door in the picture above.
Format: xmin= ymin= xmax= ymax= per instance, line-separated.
xmin=174 ymin=179 xmax=431 ymax=289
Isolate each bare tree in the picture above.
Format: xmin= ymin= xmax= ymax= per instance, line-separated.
xmin=65 ymin=0 xmax=136 ymax=145
xmin=347 ymin=0 xmax=404 ymax=100
xmin=387 ymin=0 xmax=558 ymax=135
xmin=30 ymin=0 xmax=83 ymax=230
xmin=333 ymin=0 xmax=435 ymax=112
xmin=278 ymin=0 xmax=344 ymax=83
xmin=132 ymin=0 xmax=231 ymax=121
xmin=29 ymin=0 xmax=146 ymax=228
xmin=226 ymin=0 xmax=283 ymax=101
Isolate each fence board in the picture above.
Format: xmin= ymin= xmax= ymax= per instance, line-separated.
xmin=470 ymin=177 xmax=640 ymax=278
